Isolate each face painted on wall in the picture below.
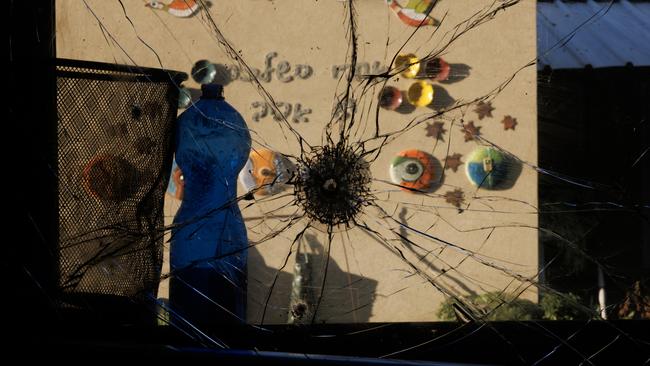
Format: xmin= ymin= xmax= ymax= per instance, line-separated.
xmin=389 ymin=149 xmax=436 ymax=192
xmin=239 ymin=149 xmax=295 ymax=196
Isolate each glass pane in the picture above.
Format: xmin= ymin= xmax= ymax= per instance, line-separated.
xmin=50 ymin=0 xmax=649 ymax=363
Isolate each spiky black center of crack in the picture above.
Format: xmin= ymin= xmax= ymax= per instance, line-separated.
xmin=295 ymin=144 xmax=373 ymax=227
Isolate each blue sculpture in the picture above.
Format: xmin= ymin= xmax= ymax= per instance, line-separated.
xmin=170 ymin=84 xmax=251 ymax=325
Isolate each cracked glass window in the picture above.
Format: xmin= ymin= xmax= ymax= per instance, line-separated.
xmin=40 ymin=0 xmax=650 ymax=363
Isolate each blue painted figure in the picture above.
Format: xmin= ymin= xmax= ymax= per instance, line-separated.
xmin=170 ymin=84 xmax=251 ymax=326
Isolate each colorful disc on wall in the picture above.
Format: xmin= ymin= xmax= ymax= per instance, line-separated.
xmin=191 ymin=60 xmax=216 ymax=84
xmin=424 ymin=57 xmax=451 ymax=82
xmin=82 ymin=154 xmax=138 ymax=201
xmin=378 ymin=86 xmax=403 ymax=110
xmin=239 ymin=149 xmax=295 ymax=196
xmin=389 ymin=149 xmax=436 ymax=192
xmin=465 ymin=147 xmax=508 ymax=189
xmin=178 ymin=87 xmax=192 ymax=109
xmin=395 ymin=53 xmax=420 ymax=78
xmin=166 ymin=159 xmax=185 ymax=200
xmin=407 ymin=81 xmax=434 ymax=107
xmin=386 ymin=0 xmax=437 ymax=27
xmin=145 ymin=0 xmax=200 ymax=18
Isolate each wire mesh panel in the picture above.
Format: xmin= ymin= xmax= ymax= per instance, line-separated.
xmin=55 ymin=59 xmax=186 ymax=308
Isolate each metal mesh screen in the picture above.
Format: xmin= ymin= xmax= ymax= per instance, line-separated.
xmin=55 ymin=59 xmax=185 ymax=303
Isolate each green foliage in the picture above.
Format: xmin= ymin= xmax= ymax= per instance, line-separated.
xmin=436 ymin=299 xmax=457 ymax=321
xmin=437 ymin=291 xmax=585 ymax=321
xmin=540 ymin=292 xmax=584 ymax=320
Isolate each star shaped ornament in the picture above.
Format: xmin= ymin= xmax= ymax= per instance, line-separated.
xmin=462 ymin=121 xmax=481 ymax=142
xmin=444 ymin=188 xmax=465 ymax=209
xmin=501 ymin=115 xmax=518 ymax=130
xmin=445 ymin=153 xmax=463 ymax=172
xmin=425 ymin=121 xmax=447 ymax=140
xmin=474 ymin=101 xmax=494 ymax=120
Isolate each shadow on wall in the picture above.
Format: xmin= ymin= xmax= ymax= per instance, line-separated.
xmin=439 ymin=63 xmax=471 ymax=85
xmin=397 ymin=207 xmax=478 ymax=298
xmin=248 ymin=234 xmax=378 ymax=324
xmin=428 ymin=84 xmax=456 ymax=111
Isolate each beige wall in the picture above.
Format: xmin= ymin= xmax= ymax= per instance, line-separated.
xmin=57 ymin=0 xmax=538 ymax=323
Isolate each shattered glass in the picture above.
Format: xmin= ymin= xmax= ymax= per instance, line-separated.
xmin=31 ymin=0 xmax=650 ymax=363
